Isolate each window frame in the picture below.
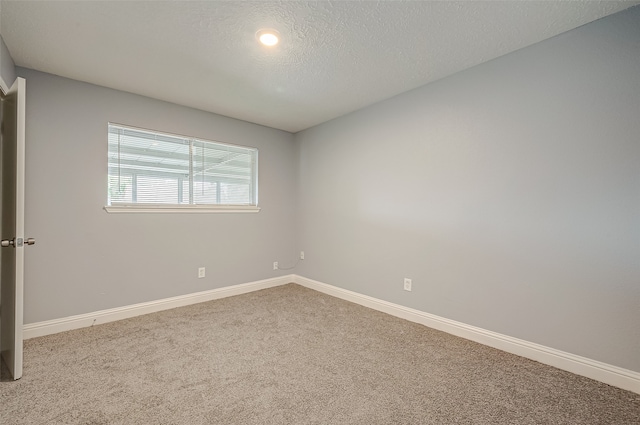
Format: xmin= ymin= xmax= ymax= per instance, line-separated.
xmin=104 ymin=123 xmax=260 ymax=214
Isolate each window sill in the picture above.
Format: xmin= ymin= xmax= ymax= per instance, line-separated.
xmin=104 ymin=204 xmax=261 ymax=214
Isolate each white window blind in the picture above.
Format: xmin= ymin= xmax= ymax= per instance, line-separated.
xmin=108 ymin=123 xmax=258 ymax=207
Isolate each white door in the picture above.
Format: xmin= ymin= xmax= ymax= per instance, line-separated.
xmin=0 ymin=77 xmax=30 ymax=380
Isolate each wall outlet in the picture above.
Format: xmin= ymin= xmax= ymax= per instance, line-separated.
xmin=300 ymin=251 xmax=305 ymax=260
xmin=198 ymin=267 xmax=205 ymax=278
xmin=273 ymin=261 xmax=279 ymax=270
xmin=404 ymin=278 xmax=412 ymax=291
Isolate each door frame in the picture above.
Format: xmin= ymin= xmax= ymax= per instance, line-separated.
xmin=0 ymin=74 xmax=8 ymax=96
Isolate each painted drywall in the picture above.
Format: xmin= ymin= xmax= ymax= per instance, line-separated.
xmin=20 ymin=68 xmax=297 ymax=323
xmin=296 ymin=6 xmax=640 ymax=372
xmin=0 ymin=33 xmax=16 ymax=88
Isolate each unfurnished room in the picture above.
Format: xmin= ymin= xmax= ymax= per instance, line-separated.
xmin=0 ymin=1 xmax=639 ymax=424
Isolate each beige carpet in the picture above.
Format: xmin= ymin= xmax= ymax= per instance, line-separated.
xmin=1 ymin=283 xmax=639 ymax=424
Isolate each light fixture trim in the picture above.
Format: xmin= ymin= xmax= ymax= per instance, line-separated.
xmin=256 ymin=28 xmax=280 ymax=46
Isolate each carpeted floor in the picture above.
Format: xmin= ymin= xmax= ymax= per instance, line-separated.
xmin=1 ymin=283 xmax=639 ymax=424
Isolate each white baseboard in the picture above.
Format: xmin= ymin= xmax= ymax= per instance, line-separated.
xmin=23 ymin=273 xmax=639 ymax=395
xmin=23 ymin=275 xmax=294 ymax=340
xmin=293 ymin=275 xmax=640 ymax=395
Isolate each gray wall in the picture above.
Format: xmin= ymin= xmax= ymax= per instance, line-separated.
xmin=296 ymin=7 xmax=640 ymax=372
xmin=0 ymin=33 xmax=16 ymax=88
xmin=20 ymin=68 xmax=298 ymax=324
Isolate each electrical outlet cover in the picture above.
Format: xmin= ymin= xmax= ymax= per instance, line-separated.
xmin=403 ymin=278 xmax=412 ymax=291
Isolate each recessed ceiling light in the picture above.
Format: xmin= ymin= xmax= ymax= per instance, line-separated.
xmin=256 ymin=29 xmax=280 ymax=47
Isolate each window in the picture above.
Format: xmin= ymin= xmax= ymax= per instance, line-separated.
xmin=105 ymin=123 xmax=258 ymax=213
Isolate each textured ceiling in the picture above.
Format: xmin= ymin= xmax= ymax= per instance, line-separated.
xmin=1 ymin=1 xmax=638 ymax=133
